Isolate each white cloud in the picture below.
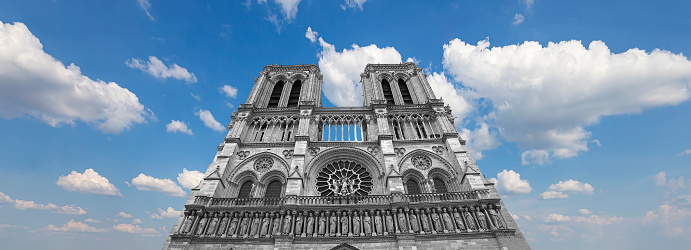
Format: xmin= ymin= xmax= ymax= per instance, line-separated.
xmin=341 ymin=0 xmax=367 ymax=10
xmin=512 ymin=13 xmax=525 ymax=25
xmin=549 ymin=180 xmax=595 ymax=195
xmin=56 ymin=169 xmax=123 ymax=197
xmin=1 ymin=190 xmax=86 ymax=215
xmin=655 ymin=171 xmax=668 ymax=186
xmin=150 ymin=213 xmax=163 ymax=220
xmin=592 ymin=139 xmax=601 ymax=147
xmin=677 ymin=149 xmax=691 ymax=157
xmin=491 ymin=169 xmax=532 ymax=195
xmin=545 ymin=213 xmax=571 ymax=223
xmin=310 ymin=28 xmax=403 ymax=106
xmin=256 ymin=0 xmax=302 ymax=32
xmin=523 ymin=0 xmax=534 ymax=9
xmin=196 ymin=109 xmax=225 ymax=132
xmin=541 ymin=190 xmax=568 ymax=199
xmin=219 ymin=85 xmax=238 ymax=98
xmin=655 ymin=171 xmax=686 ymax=192
xmin=84 ymin=218 xmax=101 ymax=223
xmin=460 ymin=122 xmax=501 ymax=159
xmin=116 ymin=212 xmax=132 ymax=218
xmin=152 ymin=207 xmax=182 ymax=219
xmin=112 ymin=223 xmax=160 ymax=237
xmin=442 ymin=39 xmax=691 ymax=165
xmin=42 ymin=220 xmax=107 ymax=233
xmin=305 ymin=27 xmax=318 ymax=43
xmin=177 ymin=168 xmax=204 ymax=189
xmin=126 ymin=56 xmax=197 ymax=83
xmin=137 ymin=0 xmax=154 ymax=21
xmin=575 ymin=215 xmax=623 ymax=225
xmin=578 ymin=208 xmax=592 ymax=215
xmin=190 ymin=93 xmax=201 ymax=101
xmin=521 ymin=150 xmax=550 ymax=165
xmin=131 ymin=173 xmax=187 ymax=197
xmin=273 ymin=0 xmax=301 ymax=20
xmin=427 ymin=72 xmax=473 ymax=123
xmin=643 ymin=195 xmax=691 ymax=236
xmin=0 ymin=22 xmax=149 ymax=134
xmin=165 ymin=120 xmax=193 ymax=135
xmin=132 ymin=219 xmax=142 ymax=224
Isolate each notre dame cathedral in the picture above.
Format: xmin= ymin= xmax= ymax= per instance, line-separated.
xmin=162 ymin=62 xmax=531 ymax=250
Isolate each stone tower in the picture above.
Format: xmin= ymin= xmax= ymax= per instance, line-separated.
xmin=162 ymin=62 xmax=531 ymax=250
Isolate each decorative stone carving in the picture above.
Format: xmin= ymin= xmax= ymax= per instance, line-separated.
xmin=409 ymin=210 xmax=419 ymax=232
xmin=411 ymin=155 xmax=432 ymax=170
xmin=442 ymin=207 xmax=454 ymax=232
xmin=239 ymin=213 xmax=250 ymax=236
xmin=253 ymin=158 xmax=274 ymax=172
xmin=195 ymin=212 xmax=208 ymax=236
xmin=430 ymin=209 xmax=442 ymax=233
xmin=206 ymin=213 xmax=219 ymax=236
xmin=464 ymin=208 xmax=477 ymax=231
xmin=452 ymin=207 xmax=466 ymax=231
xmin=216 ymin=213 xmax=229 ymax=236
xmin=385 ymin=210 xmax=394 ymax=233
xmin=260 ymin=213 xmax=271 ymax=237
xmin=367 ymin=146 xmax=379 ymax=155
xmin=228 ymin=213 xmax=239 ymax=236
xmin=318 ymin=212 xmax=326 ymax=235
xmin=282 ymin=211 xmax=293 ymax=235
xmin=394 ymin=148 xmax=406 ymax=157
xmin=432 ymin=145 xmax=447 ymax=155
xmin=294 ymin=211 xmax=304 ymax=235
xmin=340 ymin=211 xmax=349 ymax=235
xmin=419 ymin=209 xmax=430 ymax=232
xmin=490 ymin=205 xmax=506 ymax=229
xmin=237 ymin=151 xmax=250 ymax=160
xmin=271 ymin=213 xmax=281 ymax=236
xmin=352 ymin=211 xmax=361 ymax=235
xmin=282 ymin=150 xmax=294 ymax=159
xmin=329 ymin=211 xmax=338 ymax=236
xmin=308 ymin=147 xmax=320 ymax=156
xmin=363 ymin=211 xmax=372 ymax=235
xmin=475 ymin=207 xmax=488 ymax=230
xmin=316 ymin=160 xmax=372 ymax=196
xmin=179 ymin=210 xmax=195 ymax=234
xmin=250 ymin=213 xmax=261 ymax=237
xmin=397 ymin=208 xmax=408 ymax=232
xmin=306 ymin=212 xmax=315 ymax=236
xmin=374 ymin=210 xmax=383 ymax=235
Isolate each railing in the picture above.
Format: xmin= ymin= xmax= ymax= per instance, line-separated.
xmin=194 ymin=190 xmax=491 ymax=208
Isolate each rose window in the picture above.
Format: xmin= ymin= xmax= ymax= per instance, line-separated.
xmin=412 ymin=155 xmax=431 ymax=170
xmin=254 ymin=158 xmax=273 ymax=172
xmin=316 ymin=160 xmax=372 ymax=196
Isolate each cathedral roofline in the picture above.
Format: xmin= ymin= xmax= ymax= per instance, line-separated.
xmin=261 ymin=64 xmax=320 ymax=74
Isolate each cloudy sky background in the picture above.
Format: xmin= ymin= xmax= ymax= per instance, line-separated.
xmin=0 ymin=0 xmax=689 ymax=249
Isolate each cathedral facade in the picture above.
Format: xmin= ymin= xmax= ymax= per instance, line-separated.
xmin=162 ymin=62 xmax=530 ymax=250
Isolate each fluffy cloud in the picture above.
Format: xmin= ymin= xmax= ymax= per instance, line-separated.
xmin=643 ymin=196 xmax=691 ymax=236
xmin=677 ymin=149 xmax=691 ymax=156
xmin=490 ymin=169 xmax=532 ymax=195
xmin=195 ymin=109 xmax=225 ymax=132
xmin=42 ymin=220 xmax=106 ymax=233
xmin=655 ymin=171 xmax=686 ymax=192
xmin=310 ymin=28 xmax=403 ymax=106
xmin=442 ymin=39 xmax=691 ymax=165
xmin=151 ymin=207 xmax=181 ymax=219
xmin=575 ymin=215 xmax=623 ymax=225
xmin=0 ymin=22 xmax=149 ymax=134
xmin=512 ymin=13 xmax=525 ymax=25
xmin=219 ymin=85 xmax=238 ymax=98
xmin=126 ymin=56 xmax=197 ymax=83
xmin=112 ymin=223 xmax=160 ymax=237
xmin=131 ymin=173 xmax=186 ymax=197
xmin=56 ymin=169 xmax=123 ymax=197
xmin=1 ymin=190 xmax=86 ymax=215
xmin=83 ymin=218 xmax=101 ymax=223
xmin=426 ymin=72 xmax=473 ymax=123
xmin=116 ymin=212 xmax=132 ymax=218
xmin=541 ymin=179 xmax=594 ymax=199
xmin=545 ymin=213 xmax=571 ymax=223
xmin=137 ymin=0 xmax=154 ymax=21
xmin=305 ymin=27 xmax=318 ymax=43
xmin=577 ymin=209 xmax=592 ymax=215
xmin=460 ymin=122 xmax=501 ymax=159
xmin=341 ymin=0 xmax=367 ymax=10
xmin=132 ymin=219 xmax=142 ymax=224
xmin=177 ymin=168 xmax=204 ymax=189
xmin=256 ymin=0 xmax=303 ymax=32
xmin=165 ymin=120 xmax=193 ymax=135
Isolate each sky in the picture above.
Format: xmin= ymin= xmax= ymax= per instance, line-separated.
xmin=0 ymin=0 xmax=689 ymax=249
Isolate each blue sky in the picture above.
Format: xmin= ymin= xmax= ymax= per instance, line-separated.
xmin=0 ymin=0 xmax=689 ymax=249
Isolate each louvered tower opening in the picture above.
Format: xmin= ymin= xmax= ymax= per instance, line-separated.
xmin=381 ymin=79 xmax=395 ymax=104
xmin=287 ymin=80 xmax=301 ymax=107
xmin=398 ymin=79 xmax=413 ymax=104
xmin=267 ymin=81 xmax=284 ymax=108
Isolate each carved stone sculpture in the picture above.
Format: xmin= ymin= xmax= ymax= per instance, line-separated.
xmin=318 ymin=212 xmax=326 ymax=235
xmin=283 ymin=211 xmax=293 ymax=235
xmin=352 ymin=211 xmax=361 ymax=235
xmin=490 ymin=205 xmax=505 ymax=229
xmin=239 ymin=214 xmax=250 ymax=236
xmin=452 ymin=207 xmax=466 ymax=230
xmin=475 ymin=207 xmax=488 ymax=230
xmin=272 ymin=213 xmax=281 ymax=236
xmin=250 ymin=213 xmax=261 ymax=236
xmin=206 ymin=213 xmax=219 ymax=236
xmin=260 ymin=213 xmax=271 ymax=236
xmin=306 ymin=212 xmax=315 ymax=235
xmin=397 ymin=209 xmax=408 ymax=232
xmin=431 ymin=209 xmax=442 ymax=232
xmin=195 ymin=213 xmax=208 ymax=236
xmin=363 ymin=211 xmax=372 ymax=235
xmin=228 ymin=213 xmax=239 ymax=236
xmin=374 ymin=210 xmax=383 ymax=234
xmin=340 ymin=211 xmax=349 ymax=235
xmin=464 ymin=208 xmax=477 ymax=230
xmin=294 ymin=212 xmax=304 ymax=235
xmin=442 ymin=208 xmax=455 ymax=232
xmin=419 ymin=209 xmax=430 ymax=232
xmin=329 ymin=212 xmax=338 ymax=235
xmin=180 ymin=211 xmax=195 ymax=234
xmin=385 ymin=210 xmax=394 ymax=233
xmin=409 ymin=210 xmax=419 ymax=232
xmin=217 ymin=213 xmax=229 ymax=236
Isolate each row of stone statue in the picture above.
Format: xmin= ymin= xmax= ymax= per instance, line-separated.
xmin=176 ymin=204 xmax=507 ymax=238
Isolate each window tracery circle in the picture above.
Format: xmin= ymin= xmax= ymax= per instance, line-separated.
xmin=316 ymin=160 xmax=372 ymax=196
xmin=254 ymin=158 xmax=274 ymax=172
xmin=411 ymin=155 xmax=431 ymax=170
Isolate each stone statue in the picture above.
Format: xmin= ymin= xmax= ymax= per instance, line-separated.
xmin=329 ymin=211 xmax=338 ymax=235
xmin=352 ymin=211 xmax=361 ymax=235
xmin=475 ymin=207 xmax=488 ymax=230
xmin=489 ymin=205 xmax=505 ymax=229
xmin=228 ymin=213 xmax=239 ymax=236
xmin=430 ymin=209 xmax=442 ymax=232
xmin=409 ymin=210 xmax=419 ymax=232
xmin=397 ymin=209 xmax=408 ymax=231
xmin=272 ymin=213 xmax=281 ymax=236
xmin=306 ymin=212 xmax=315 ymax=235
xmin=318 ymin=212 xmax=327 ymax=235
xmin=260 ymin=213 xmax=271 ymax=236
xmin=206 ymin=213 xmax=219 ymax=235
xmin=340 ymin=211 xmax=349 ymax=235
xmin=216 ymin=213 xmax=229 ymax=236
xmin=239 ymin=213 xmax=250 ymax=236
xmin=464 ymin=208 xmax=477 ymax=230
xmin=363 ymin=211 xmax=372 ymax=235
xmin=452 ymin=207 xmax=466 ymax=230
xmin=250 ymin=213 xmax=261 ymax=236
xmin=419 ymin=209 xmax=430 ymax=232
xmin=442 ymin=208 xmax=454 ymax=231
xmin=385 ymin=210 xmax=394 ymax=233
xmin=294 ymin=212 xmax=304 ymax=235
xmin=195 ymin=212 xmax=208 ymax=236
xmin=180 ymin=211 xmax=195 ymax=234
xmin=282 ymin=211 xmax=293 ymax=234
xmin=374 ymin=210 xmax=383 ymax=234
xmin=331 ymin=179 xmax=340 ymax=195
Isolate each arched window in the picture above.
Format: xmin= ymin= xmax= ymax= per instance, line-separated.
xmin=398 ymin=79 xmax=413 ymax=104
xmin=287 ymin=80 xmax=301 ymax=107
xmin=381 ymin=79 xmax=395 ymax=104
xmin=267 ymin=81 xmax=284 ymax=107
xmin=237 ymin=180 xmax=254 ymax=198
xmin=406 ymin=179 xmax=421 ymax=195
xmin=264 ymin=180 xmax=283 ymax=199
xmin=433 ymin=178 xmax=448 ymax=193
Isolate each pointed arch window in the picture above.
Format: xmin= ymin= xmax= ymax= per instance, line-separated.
xmin=406 ymin=179 xmax=421 ymax=195
xmin=264 ymin=180 xmax=283 ymax=199
xmin=433 ymin=178 xmax=448 ymax=193
xmin=398 ymin=79 xmax=413 ymax=104
xmin=237 ymin=180 xmax=254 ymax=198
xmin=267 ymin=81 xmax=284 ymax=108
xmin=287 ymin=80 xmax=301 ymax=107
xmin=381 ymin=79 xmax=395 ymax=104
